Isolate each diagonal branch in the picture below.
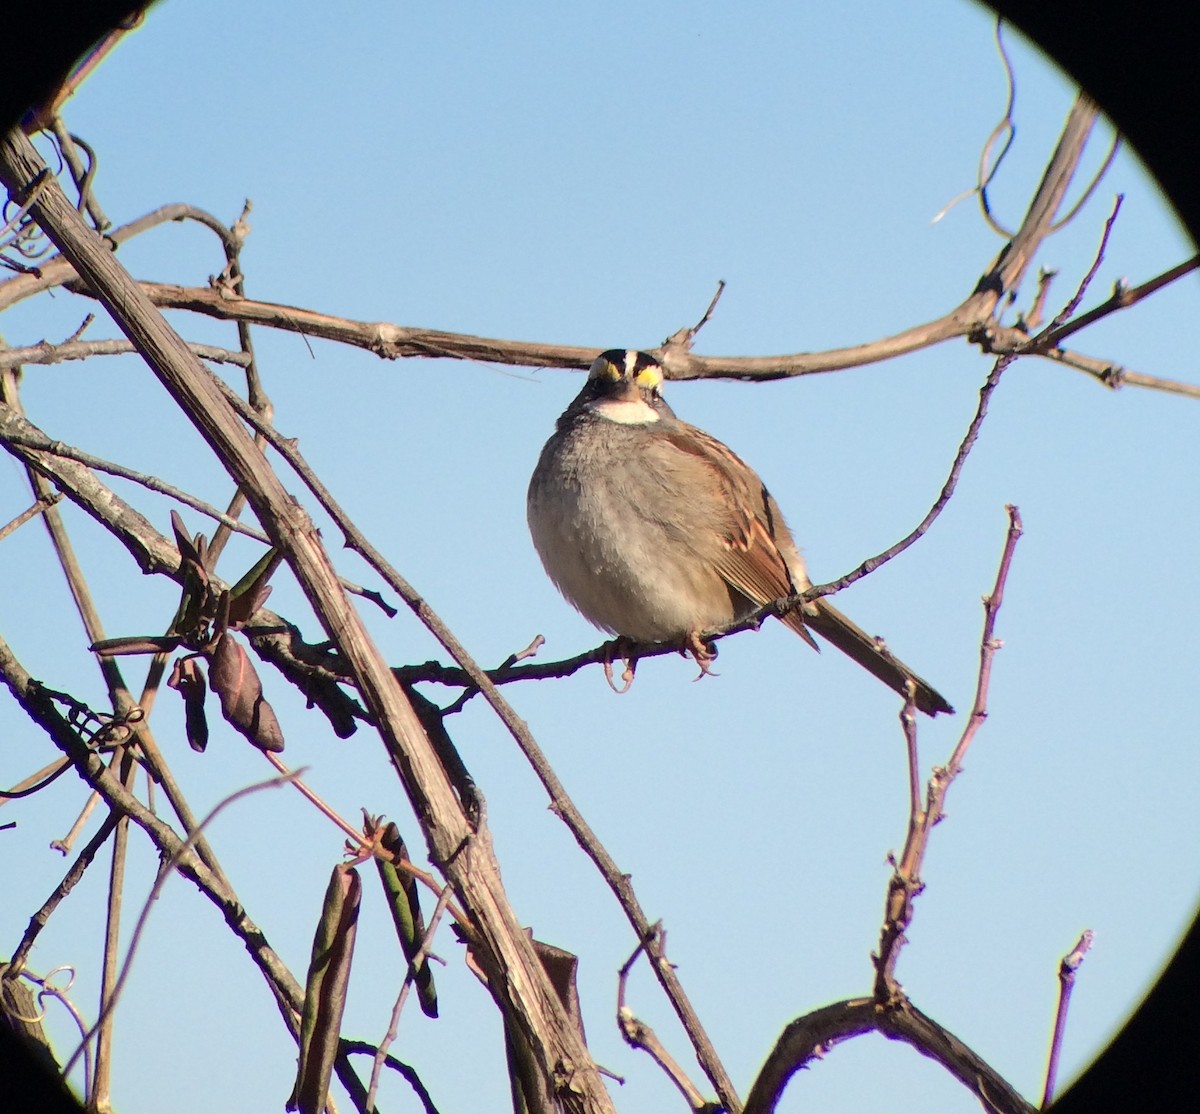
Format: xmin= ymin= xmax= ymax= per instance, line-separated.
xmin=0 ymin=124 xmax=615 ymax=1114
xmin=205 ymin=344 xmax=743 ymax=1111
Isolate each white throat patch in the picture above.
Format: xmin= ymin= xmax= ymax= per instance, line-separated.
xmin=588 ymin=397 xmax=661 ymax=425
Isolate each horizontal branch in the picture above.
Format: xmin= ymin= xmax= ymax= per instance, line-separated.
xmin=0 ymin=337 xmax=252 ymax=370
xmin=118 ymin=279 xmax=975 ymax=380
xmin=55 ymin=230 xmax=1192 ymax=396
xmin=3 ymin=94 xmax=1183 ymax=405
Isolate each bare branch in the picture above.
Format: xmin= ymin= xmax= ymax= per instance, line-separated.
xmin=744 ymin=998 xmax=1035 ymax=1114
xmin=64 ymin=769 xmax=302 ymax=1079
xmin=873 ymin=507 xmax=1023 ymax=1002
xmin=1040 ymin=252 xmax=1200 ymax=351
xmin=204 ymin=368 xmax=742 ymax=1110
xmin=0 ymin=490 xmax=60 ymax=542
xmin=0 ymin=337 xmax=252 ymax=369
xmin=0 ymin=202 xmax=250 ymax=312
xmin=36 ymin=96 xmax=1098 ymax=394
xmin=616 ymin=929 xmax=717 ymax=1113
xmin=0 ymin=414 xmax=271 ymax=538
xmin=1042 ymin=930 xmax=1095 ymax=1106
xmin=1 ymin=124 xmax=617 ymax=1113
xmin=365 ymin=885 xmax=455 ymax=1111
xmin=5 ymin=811 xmax=120 ymax=976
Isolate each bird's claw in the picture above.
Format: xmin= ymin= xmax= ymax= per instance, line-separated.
xmin=603 ymin=639 xmax=637 ymax=693
xmin=686 ymin=631 xmax=718 ymax=680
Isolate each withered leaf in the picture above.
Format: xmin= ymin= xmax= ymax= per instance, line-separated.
xmin=225 ymin=547 xmax=282 ymax=627
xmin=374 ymin=820 xmax=438 ymax=1018
xmin=287 ymin=865 xmax=362 ymax=1114
xmin=91 ymin=635 xmax=184 ymax=657
xmin=167 ymin=655 xmax=209 ymax=753
xmin=209 ymin=631 xmax=284 ymax=752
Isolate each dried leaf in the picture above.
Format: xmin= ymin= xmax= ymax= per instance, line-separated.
xmin=169 ymin=509 xmax=202 ymax=567
xmin=374 ymin=821 xmax=438 ymax=1018
xmin=287 ymin=865 xmax=362 ymax=1114
xmin=167 ymin=656 xmax=209 ymax=753
xmin=225 ymin=547 xmax=281 ymax=627
xmin=209 ymin=631 xmax=284 ymax=752
xmin=530 ymin=936 xmax=583 ymax=1042
xmin=166 ymin=519 xmax=215 ymax=643
xmin=90 ymin=635 xmax=184 ymax=656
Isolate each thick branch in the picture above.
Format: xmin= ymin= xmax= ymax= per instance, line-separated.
xmin=0 ymin=126 xmax=613 ymax=1113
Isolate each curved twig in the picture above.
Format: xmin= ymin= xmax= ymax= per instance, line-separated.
xmin=744 ymin=997 xmax=1034 ymax=1114
xmin=63 ymin=769 xmax=301 ymax=1077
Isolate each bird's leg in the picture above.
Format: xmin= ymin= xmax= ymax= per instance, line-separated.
xmin=602 ymin=637 xmax=637 ymax=694
xmin=685 ymin=630 xmax=719 ymax=680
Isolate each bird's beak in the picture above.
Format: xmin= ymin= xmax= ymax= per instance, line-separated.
xmin=612 ymin=377 xmax=641 ymax=402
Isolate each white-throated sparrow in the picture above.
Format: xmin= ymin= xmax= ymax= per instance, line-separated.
xmin=527 ymin=349 xmax=953 ymax=716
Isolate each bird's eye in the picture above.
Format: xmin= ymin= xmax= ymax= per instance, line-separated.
xmin=588 ymin=355 xmax=622 ymax=382
xmin=634 ymin=364 xmax=663 ymax=390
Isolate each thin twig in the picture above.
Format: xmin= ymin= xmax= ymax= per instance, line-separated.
xmin=50 ymin=790 xmax=101 ymax=855
xmin=262 ymin=750 xmax=371 ymax=849
xmin=93 ymin=750 xmax=135 ymax=1107
xmin=873 ymin=506 xmax=1023 ymax=1000
xmin=5 ymin=811 xmax=120 ymax=975
xmin=366 ymin=885 xmax=455 ymax=1111
xmin=616 ymin=928 xmax=714 ymax=1112
xmin=1042 ymin=930 xmax=1094 ymax=1106
xmin=1034 ymin=194 xmax=1124 ymax=339
xmin=3 ymin=418 xmax=272 ymax=539
xmin=63 ymin=770 xmax=302 ymax=1078
xmin=0 ymin=491 xmax=60 ymax=542
xmin=1040 ymin=252 xmax=1200 ymax=352
xmin=660 ymin=280 xmax=727 ymax=357
xmin=0 ymin=337 xmax=252 ymax=369
xmin=807 ymin=353 xmax=1016 ymax=602
xmin=262 ymin=752 xmax=465 ymax=922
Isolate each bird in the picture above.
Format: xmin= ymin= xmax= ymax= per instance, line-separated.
xmin=526 ymin=349 xmax=953 ymax=716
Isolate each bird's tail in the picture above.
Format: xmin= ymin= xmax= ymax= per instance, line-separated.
xmin=786 ymin=598 xmax=954 ymax=717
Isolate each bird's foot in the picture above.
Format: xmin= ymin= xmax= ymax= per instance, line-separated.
xmin=686 ymin=631 xmax=719 ymax=680
xmin=602 ymin=638 xmax=637 ymax=693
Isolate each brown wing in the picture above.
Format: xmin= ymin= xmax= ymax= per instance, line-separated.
xmin=658 ymin=422 xmax=820 ymax=650
xmin=649 ymin=420 xmax=953 ymax=715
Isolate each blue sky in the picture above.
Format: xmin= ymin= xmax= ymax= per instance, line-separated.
xmin=2 ymin=2 xmax=1197 ymax=1112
